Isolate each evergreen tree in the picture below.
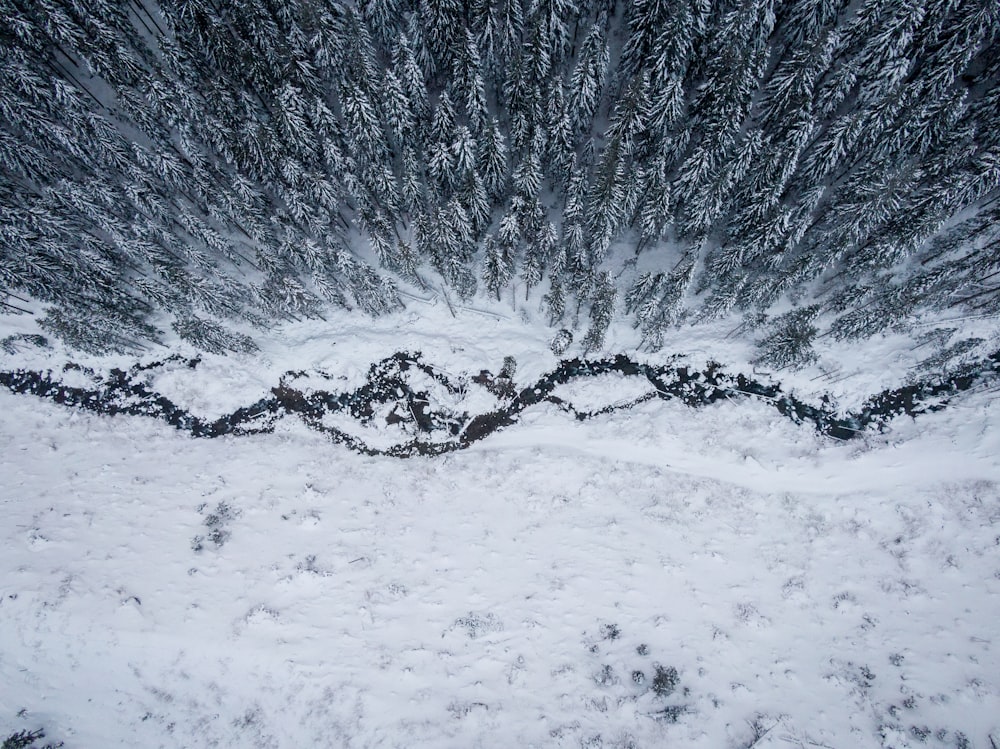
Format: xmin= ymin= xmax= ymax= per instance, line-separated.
xmin=381 ymin=68 xmax=414 ymax=147
xmin=419 ymin=0 xmax=466 ymax=78
xmin=521 ymin=220 xmax=557 ymax=300
xmin=472 ymin=0 xmax=523 ymax=87
xmin=360 ymin=0 xmax=403 ymax=48
xmin=568 ymin=23 xmax=609 ymax=134
xmin=453 ymin=31 xmax=489 ymax=133
xmin=753 ymin=306 xmax=821 ymax=370
xmin=479 ymin=118 xmax=508 ymax=200
xmin=581 ymin=272 xmax=616 ymax=354
xmin=482 ymin=235 xmax=513 ymax=301
xmin=393 ymin=33 xmax=431 ymax=127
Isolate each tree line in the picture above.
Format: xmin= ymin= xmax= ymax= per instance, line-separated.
xmin=1 ymin=0 xmax=997 ymax=361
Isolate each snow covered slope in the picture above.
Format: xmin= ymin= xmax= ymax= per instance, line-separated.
xmin=2 ymin=363 xmax=998 ymax=748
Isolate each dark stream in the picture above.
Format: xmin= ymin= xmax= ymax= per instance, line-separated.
xmin=2 ymin=350 xmax=998 ymax=457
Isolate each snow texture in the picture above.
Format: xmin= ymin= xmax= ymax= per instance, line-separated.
xmin=3 ymin=356 xmax=1000 ymax=748
xmin=2 ymin=302 xmax=1000 ymax=747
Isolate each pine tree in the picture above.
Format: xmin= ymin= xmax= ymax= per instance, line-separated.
xmin=626 ymin=254 xmax=696 ymax=350
xmin=580 ymin=272 xmax=616 ymax=354
xmin=542 ymin=278 xmax=567 ymax=325
xmin=427 ymin=139 xmax=456 ymax=195
xmin=430 ymin=88 xmax=457 ymax=145
xmin=568 ymin=23 xmax=609 ymax=134
xmin=452 ymin=126 xmax=477 ymax=183
xmin=340 ymin=82 xmax=387 ymax=164
xmin=482 ymin=235 xmax=513 ymax=301
xmin=173 ymin=316 xmax=258 ymax=354
xmin=512 ymin=151 xmax=543 ymax=200
xmin=472 ymin=0 xmax=523 ymax=87
xmin=401 ymin=146 xmax=426 ymax=211
xmin=561 ymin=161 xmax=590 ymax=291
xmin=453 ymin=31 xmax=489 ymax=133
xmin=479 ymin=118 xmax=508 ymax=200
xmin=587 ymin=137 xmax=627 ymax=265
xmin=419 ymin=0 xmax=466 ymax=78
xmin=360 ymin=0 xmax=402 ymax=48
xmin=753 ymin=306 xmax=820 ymax=369
xmin=545 ymin=85 xmax=575 ymax=184
xmin=521 ymin=220 xmax=557 ymax=300
xmin=457 ymin=169 xmax=491 ymax=236
xmin=393 ymin=33 xmax=431 ymax=127
xmin=634 ymin=156 xmax=673 ymax=253
xmin=381 ymin=68 xmax=414 ymax=147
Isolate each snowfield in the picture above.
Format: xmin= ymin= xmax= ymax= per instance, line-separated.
xmin=2 ymin=354 xmax=999 ymax=748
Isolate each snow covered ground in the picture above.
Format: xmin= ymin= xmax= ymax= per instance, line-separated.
xmin=3 ymin=329 xmax=1000 ymax=747
xmin=2 ymin=295 xmax=1000 ymax=748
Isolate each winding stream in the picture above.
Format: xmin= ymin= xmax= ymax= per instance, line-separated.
xmin=2 ymin=350 xmax=998 ymax=457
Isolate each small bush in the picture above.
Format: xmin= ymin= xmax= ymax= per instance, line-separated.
xmin=599 ymin=623 xmax=621 ymax=640
xmin=192 ymin=501 xmax=237 ymax=552
xmin=651 ymin=705 xmax=686 ymax=723
xmin=651 ymin=665 xmax=679 ymax=697
xmin=594 ymin=664 xmax=617 ymax=686
xmin=3 ymin=729 xmax=63 ymax=749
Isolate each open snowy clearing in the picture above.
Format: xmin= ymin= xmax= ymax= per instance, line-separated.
xmin=2 ymin=368 xmax=999 ymax=748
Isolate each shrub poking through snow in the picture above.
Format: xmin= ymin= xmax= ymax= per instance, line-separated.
xmin=651 ymin=705 xmax=687 ymax=723
xmin=651 ymin=665 xmax=679 ymax=697
xmin=600 ymin=622 xmax=621 ymax=640
xmin=594 ymin=664 xmax=617 ymax=686
xmin=192 ymin=501 xmax=238 ymax=552
xmin=451 ymin=612 xmax=504 ymax=639
xmin=2 ymin=729 xmax=62 ymax=749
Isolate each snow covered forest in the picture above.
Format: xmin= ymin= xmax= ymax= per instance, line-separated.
xmin=1 ymin=0 xmax=999 ymax=359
